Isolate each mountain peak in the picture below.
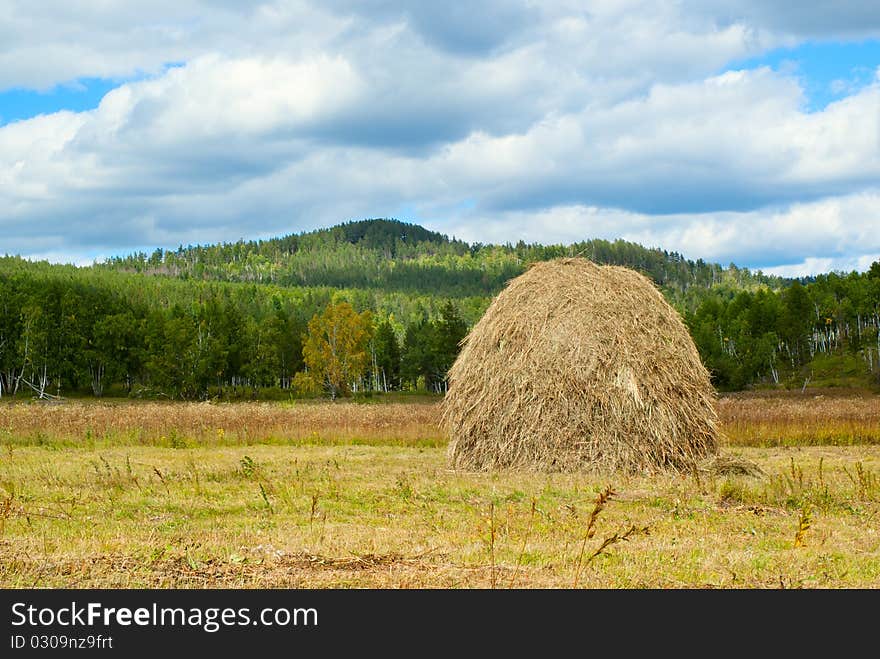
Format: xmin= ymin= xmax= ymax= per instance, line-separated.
xmin=299 ymin=218 xmax=452 ymax=249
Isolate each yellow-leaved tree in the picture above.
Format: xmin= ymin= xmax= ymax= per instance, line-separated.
xmin=301 ymin=302 xmax=373 ymax=399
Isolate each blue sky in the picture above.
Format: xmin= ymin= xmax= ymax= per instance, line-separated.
xmin=1 ymin=1 xmax=879 ymax=275
xmin=0 ymin=63 xmax=187 ymax=126
xmin=0 ymin=78 xmax=118 ymax=126
xmin=728 ymin=39 xmax=880 ymax=111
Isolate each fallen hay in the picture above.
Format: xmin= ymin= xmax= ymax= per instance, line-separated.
xmin=701 ymin=453 xmax=766 ymax=478
xmin=442 ymin=258 xmax=719 ymax=473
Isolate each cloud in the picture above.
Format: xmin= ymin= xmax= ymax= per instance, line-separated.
xmin=689 ymin=1 xmax=880 ymax=39
xmin=3 ymin=56 xmax=879 ymax=269
xmin=0 ymin=1 xmax=346 ymax=90
xmin=324 ymin=1 xmax=538 ymax=55
xmin=763 ymin=254 xmax=880 ymax=278
xmin=2 ymin=1 xmax=880 ymax=274
xmin=1 ymin=0 xmax=774 ymax=93
xmin=428 ymin=67 xmax=880 ymax=214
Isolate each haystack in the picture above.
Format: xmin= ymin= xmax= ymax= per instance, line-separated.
xmin=442 ymin=258 xmax=718 ymax=473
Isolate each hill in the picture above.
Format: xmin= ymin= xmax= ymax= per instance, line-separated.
xmin=102 ymin=218 xmax=787 ymax=306
xmin=1 ymin=218 xmax=878 ymax=399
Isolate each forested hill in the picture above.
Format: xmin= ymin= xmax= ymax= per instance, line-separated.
xmin=1 ymin=218 xmax=879 ymax=399
xmin=101 ymin=218 xmax=787 ymax=307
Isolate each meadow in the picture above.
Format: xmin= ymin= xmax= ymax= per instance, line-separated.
xmin=1 ymin=390 xmax=878 ymax=588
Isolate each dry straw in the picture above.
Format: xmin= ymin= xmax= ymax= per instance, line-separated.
xmin=442 ymin=258 xmax=719 ymax=473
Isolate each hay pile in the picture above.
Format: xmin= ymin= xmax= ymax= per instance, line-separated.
xmin=442 ymin=258 xmax=718 ymax=473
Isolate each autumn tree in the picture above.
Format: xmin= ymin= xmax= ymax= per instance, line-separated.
xmin=302 ymin=301 xmax=373 ymax=399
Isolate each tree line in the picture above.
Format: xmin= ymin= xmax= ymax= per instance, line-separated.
xmin=3 ymin=219 xmax=879 ymax=397
xmin=0 ymin=265 xmax=468 ymax=400
xmin=687 ymin=265 xmax=880 ymax=389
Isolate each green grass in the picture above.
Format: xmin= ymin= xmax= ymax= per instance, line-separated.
xmin=793 ymin=353 xmax=878 ymax=390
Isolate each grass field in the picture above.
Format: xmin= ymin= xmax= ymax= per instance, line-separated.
xmin=1 ymin=390 xmax=878 ymax=588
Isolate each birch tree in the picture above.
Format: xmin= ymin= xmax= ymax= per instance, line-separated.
xmin=302 ymin=302 xmax=373 ymax=399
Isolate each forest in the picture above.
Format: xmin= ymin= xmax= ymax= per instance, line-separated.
xmin=1 ymin=218 xmax=879 ymax=399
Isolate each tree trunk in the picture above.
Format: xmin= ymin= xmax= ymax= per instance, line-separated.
xmin=89 ymin=362 xmax=105 ymax=397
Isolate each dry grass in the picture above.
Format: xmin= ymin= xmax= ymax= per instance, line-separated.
xmin=0 ymin=442 xmax=877 ymax=588
xmin=443 ymin=258 xmax=718 ymax=473
xmin=0 ymin=399 xmax=442 ymax=448
xmin=720 ymin=389 xmax=880 ymax=446
xmin=1 ymin=394 xmax=879 ymax=588
xmin=2 ymin=389 xmax=879 ymax=450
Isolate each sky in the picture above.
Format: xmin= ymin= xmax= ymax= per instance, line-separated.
xmin=1 ymin=1 xmax=879 ymax=276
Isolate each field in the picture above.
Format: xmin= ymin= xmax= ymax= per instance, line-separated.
xmin=1 ymin=390 xmax=878 ymax=588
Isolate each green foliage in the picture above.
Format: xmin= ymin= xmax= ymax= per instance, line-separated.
xmin=372 ymin=319 xmax=402 ymax=391
xmin=687 ymin=264 xmax=880 ymax=390
xmin=399 ymin=301 xmax=468 ymax=393
xmin=1 ymin=222 xmax=878 ymax=398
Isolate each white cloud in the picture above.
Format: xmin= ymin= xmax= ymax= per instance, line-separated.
xmin=91 ymin=54 xmax=365 ymax=143
xmin=428 ymin=67 xmax=880 ymax=213
xmin=2 ymin=1 xmax=880 ymax=273
xmin=764 ymin=254 xmax=880 ymax=278
xmin=3 ymin=57 xmax=880 ymax=269
xmin=0 ymin=1 xmax=348 ymax=90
